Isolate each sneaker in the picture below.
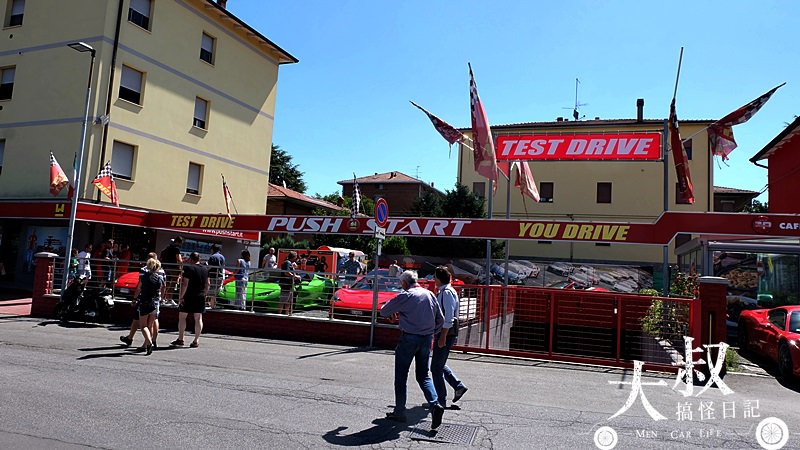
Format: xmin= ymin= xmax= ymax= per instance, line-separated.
xmin=385 ymin=411 xmax=407 ymax=422
xmin=431 ymin=404 xmax=445 ymax=429
xmin=170 ymin=339 xmax=184 ymax=347
xmin=189 ymin=341 xmax=199 ymax=348
xmin=453 ymin=386 xmax=468 ymax=403
xmin=119 ymin=336 xmax=133 ymax=347
xmin=165 ymin=300 xmax=178 ymax=307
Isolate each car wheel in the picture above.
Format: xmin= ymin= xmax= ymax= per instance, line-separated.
xmin=778 ymin=343 xmax=793 ymax=379
xmin=737 ymin=321 xmax=750 ymax=352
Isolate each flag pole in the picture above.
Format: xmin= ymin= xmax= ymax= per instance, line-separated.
xmin=672 ymin=47 xmax=683 ymax=102
xmin=663 ymin=47 xmax=683 ymax=295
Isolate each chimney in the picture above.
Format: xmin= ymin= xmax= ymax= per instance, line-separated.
xmin=556 ymin=117 xmax=563 ymax=122
xmin=636 ymin=98 xmax=644 ymax=122
xmin=218 ymin=0 xmax=228 ymax=8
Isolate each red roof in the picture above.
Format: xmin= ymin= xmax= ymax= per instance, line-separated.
xmin=338 ymin=171 xmax=421 ymax=185
xmin=267 ymin=184 xmax=345 ymax=211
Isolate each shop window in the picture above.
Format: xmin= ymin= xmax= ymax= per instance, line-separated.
xmin=6 ymin=0 xmax=24 ymax=27
xmin=539 ymin=182 xmax=553 ymax=203
xmin=0 ymin=139 xmax=5 ymax=175
xmin=128 ymin=0 xmax=151 ymax=30
xmin=0 ymin=66 xmax=15 ymax=100
xmin=200 ymin=32 xmax=215 ymax=64
xmin=597 ymin=182 xmax=612 ymax=203
xmin=111 ymin=141 xmax=135 ymax=180
xmin=193 ymin=97 xmax=208 ymax=129
xmin=119 ymin=65 xmax=144 ymax=105
xmin=187 ymin=162 xmax=202 ymax=195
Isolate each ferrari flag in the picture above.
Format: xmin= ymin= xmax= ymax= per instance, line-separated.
xmin=708 ymin=83 xmax=785 ymax=160
xmin=222 ymin=174 xmax=233 ymax=219
xmin=49 ymin=152 xmax=69 ymax=196
xmin=409 ymin=101 xmax=464 ymax=146
xmin=669 ymin=99 xmax=694 ymax=204
xmin=92 ymin=161 xmax=119 ymax=207
xmin=469 ymin=64 xmax=503 ymax=187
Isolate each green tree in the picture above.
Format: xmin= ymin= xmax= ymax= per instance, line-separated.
xmin=269 ymin=144 xmax=307 ymax=193
xmin=442 ymin=183 xmax=486 ymax=218
xmin=410 ymin=191 xmax=444 ymax=217
xmin=743 ymin=199 xmax=768 ymax=213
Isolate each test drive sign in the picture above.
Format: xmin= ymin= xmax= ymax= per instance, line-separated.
xmin=496 ymin=132 xmax=662 ymax=161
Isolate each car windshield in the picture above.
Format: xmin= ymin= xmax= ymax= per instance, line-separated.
xmin=350 ymin=275 xmax=403 ymax=292
xmin=790 ymin=312 xmax=800 ymax=334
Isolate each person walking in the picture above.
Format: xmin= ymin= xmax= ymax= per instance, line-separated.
xmin=278 ymin=251 xmax=301 ymax=315
xmin=379 ymin=270 xmax=445 ymax=429
xmin=172 ymin=252 xmax=209 ymax=348
xmin=207 ymin=244 xmax=225 ymax=309
xmin=234 ymin=249 xmax=251 ymax=311
xmin=131 ymin=258 xmax=163 ymax=356
xmin=77 ymin=243 xmax=92 ymax=284
xmin=160 ymin=236 xmax=183 ymax=305
xmin=430 ymin=266 xmax=468 ymax=409
xmin=120 ymin=252 xmax=165 ymax=350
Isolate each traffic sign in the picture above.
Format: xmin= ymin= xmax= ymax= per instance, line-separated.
xmin=375 ymin=198 xmax=389 ymax=228
xmin=374 ymin=226 xmax=386 ymax=240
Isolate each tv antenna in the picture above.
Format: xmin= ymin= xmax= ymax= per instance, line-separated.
xmin=562 ymin=78 xmax=588 ymax=120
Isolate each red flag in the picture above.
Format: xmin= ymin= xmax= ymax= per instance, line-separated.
xmin=92 ymin=161 xmax=119 ymax=207
xmin=49 ymin=152 xmax=69 ymax=196
xmin=513 ymin=161 xmax=540 ymax=215
xmin=67 ymin=153 xmax=76 ymax=200
xmin=708 ymin=83 xmax=784 ymax=160
xmin=469 ymin=64 xmax=509 ymax=188
xmin=409 ymin=101 xmax=464 ymax=146
xmin=222 ymin=174 xmax=232 ymax=219
xmin=669 ymin=99 xmax=694 ymax=204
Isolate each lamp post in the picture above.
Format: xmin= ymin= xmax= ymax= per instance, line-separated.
xmin=62 ymin=42 xmax=96 ymax=292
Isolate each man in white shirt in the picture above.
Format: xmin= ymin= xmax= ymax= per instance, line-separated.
xmin=77 ymin=243 xmax=93 ymax=283
xmin=262 ymin=247 xmax=277 ymax=270
xmin=388 ymin=260 xmax=403 ymax=277
xmin=430 ymin=266 xmax=468 ymax=409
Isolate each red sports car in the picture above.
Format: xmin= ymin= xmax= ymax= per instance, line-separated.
xmin=330 ymin=269 xmax=402 ymax=322
xmin=114 ymin=268 xmax=233 ymax=298
xmin=738 ymin=305 xmax=800 ymax=379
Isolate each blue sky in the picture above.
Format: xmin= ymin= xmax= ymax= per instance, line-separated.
xmin=228 ymin=1 xmax=798 ymax=201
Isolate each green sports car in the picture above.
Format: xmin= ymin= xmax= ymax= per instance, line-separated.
xmin=217 ymin=269 xmax=335 ymax=311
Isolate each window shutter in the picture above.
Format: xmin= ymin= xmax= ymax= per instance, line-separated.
xmin=111 ymin=142 xmax=134 ymax=179
xmin=187 ymin=163 xmax=201 ymax=192
xmin=11 ymin=0 xmax=25 ymax=15
xmin=201 ymin=34 xmax=214 ymax=52
xmin=1 ymin=68 xmax=15 ymax=84
xmin=120 ymin=67 xmax=141 ymax=91
xmin=130 ymin=0 xmax=150 ymax=16
xmin=194 ymin=98 xmax=207 ymax=120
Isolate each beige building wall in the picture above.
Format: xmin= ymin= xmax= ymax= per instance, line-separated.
xmin=458 ymin=119 xmax=713 ymax=265
xmin=0 ymin=0 xmax=294 ymax=215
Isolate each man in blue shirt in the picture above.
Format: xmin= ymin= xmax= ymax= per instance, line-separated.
xmin=206 ymin=244 xmax=225 ymax=309
xmin=380 ymin=271 xmax=446 ymax=429
xmin=339 ymin=252 xmax=362 ymax=286
xmin=430 ymin=266 xmax=469 ymax=409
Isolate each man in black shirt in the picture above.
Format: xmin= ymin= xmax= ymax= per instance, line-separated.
xmin=160 ymin=236 xmax=183 ymax=304
xmin=171 ymin=252 xmax=209 ymax=348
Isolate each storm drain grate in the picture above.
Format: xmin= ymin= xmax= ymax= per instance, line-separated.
xmin=409 ymin=421 xmax=478 ymax=445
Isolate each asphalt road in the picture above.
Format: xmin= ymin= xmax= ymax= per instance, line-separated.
xmin=1 ymin=315 xmax=799 ymax=449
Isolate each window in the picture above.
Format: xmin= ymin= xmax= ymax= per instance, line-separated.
xmin=595 ymin=243 xmax=611 ymax=247
xmin=200 ymin=32 xmax=215 ymax=64
xmin=539 ymin=182 xmax=553 ymax=203
xmin=128 ymin=0 xmax=151 ymax=30
xmin=6 ymin=0 xmax=24 ymax=27
xmin=0 ymin=67 xmax=15 ymax=100
xmin=187 ymin=162 xmax=202 ymax=195
xmin=675 ymin=182 xmax=692 ymax=205
xmin=472 ymin=182 xmax=485 ymax=199
xmin=111 ymin=141 xmax=135 ymax=180
xmin=597 ymin=182 xmax=612 ymax=203
xmin=119 ymin=66 xmax=143 ymax=105
xmin=683 ymin=139 xmax=692 ymax=160
xmin=193 ymin=97 xmax=208 ymax=129
xmin=0 ymin=139 xmax=5 ymax=175
xmin=768 ymin=309 xmax=787 ymax=330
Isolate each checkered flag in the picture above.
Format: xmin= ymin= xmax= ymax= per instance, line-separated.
xmin=92 ymin=161 xmax=119 ymax=207
xmin=350 ymin=174 xmax=361 ymax=218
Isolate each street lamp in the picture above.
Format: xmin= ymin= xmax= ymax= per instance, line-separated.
xmin=62 ymin=42 xmax=96 ymax=292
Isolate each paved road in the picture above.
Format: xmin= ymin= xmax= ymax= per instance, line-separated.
xmin=1 ymin=315 xmax=799 ymax=449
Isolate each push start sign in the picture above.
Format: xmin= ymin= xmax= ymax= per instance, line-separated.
xmin=496 ymin=132 xmax=662 ymax=161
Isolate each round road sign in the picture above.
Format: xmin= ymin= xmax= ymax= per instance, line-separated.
xmin=375 ymin=198 xmax=389 ymax=228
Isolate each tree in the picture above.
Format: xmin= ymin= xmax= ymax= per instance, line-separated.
xmin=269 ymin=144 xmax=307 ymax=193
xmin=743 ymin=199 xmax=768 ymax=213
xmin=410 ymin=191 xmax=444 ymax=217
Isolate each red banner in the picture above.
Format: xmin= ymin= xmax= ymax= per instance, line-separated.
xmin=496 ymin=133 xmax=662 ymax=161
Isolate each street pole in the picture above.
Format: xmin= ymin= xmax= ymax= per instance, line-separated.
xmin=62 ymin=42 xmax=96 ymax=292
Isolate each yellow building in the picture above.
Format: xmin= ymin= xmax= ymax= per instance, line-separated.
xmin=0 ymin=0 xmax=296 ymax=281
xmin=458 ymin=101 xmax=713 ymax=268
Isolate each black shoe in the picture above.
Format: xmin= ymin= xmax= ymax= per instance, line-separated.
xmin=453 ymin=386 xmax=468 ymax=403
xmin=152 ymin=339 xmax=157 ymax=349
xmin=431 ymin=404 xmax=444 ymax=429
xmin=385 ymin=412 xmax=407 ymax=422
xmin=145 ymin=344 xmax=153 ymax=356
xmin=171 ymin=339 xmax=184 ymax=347
xmin=119 ymin=336 xmax=133 ymax=347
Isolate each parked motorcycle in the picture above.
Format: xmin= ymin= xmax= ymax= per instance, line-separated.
xmin=54 ymin=277 xmax=115 ymax=323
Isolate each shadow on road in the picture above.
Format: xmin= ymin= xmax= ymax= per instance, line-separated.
xmin=736 ymin=349 xmax=800 ymax=393
xmin=323 ymin=406 xmax=429 ymax=446
xmin=76 ymin=344 xmax=182 ymax=360
xmin=297 ymin=346 xmax=373 ymax=359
